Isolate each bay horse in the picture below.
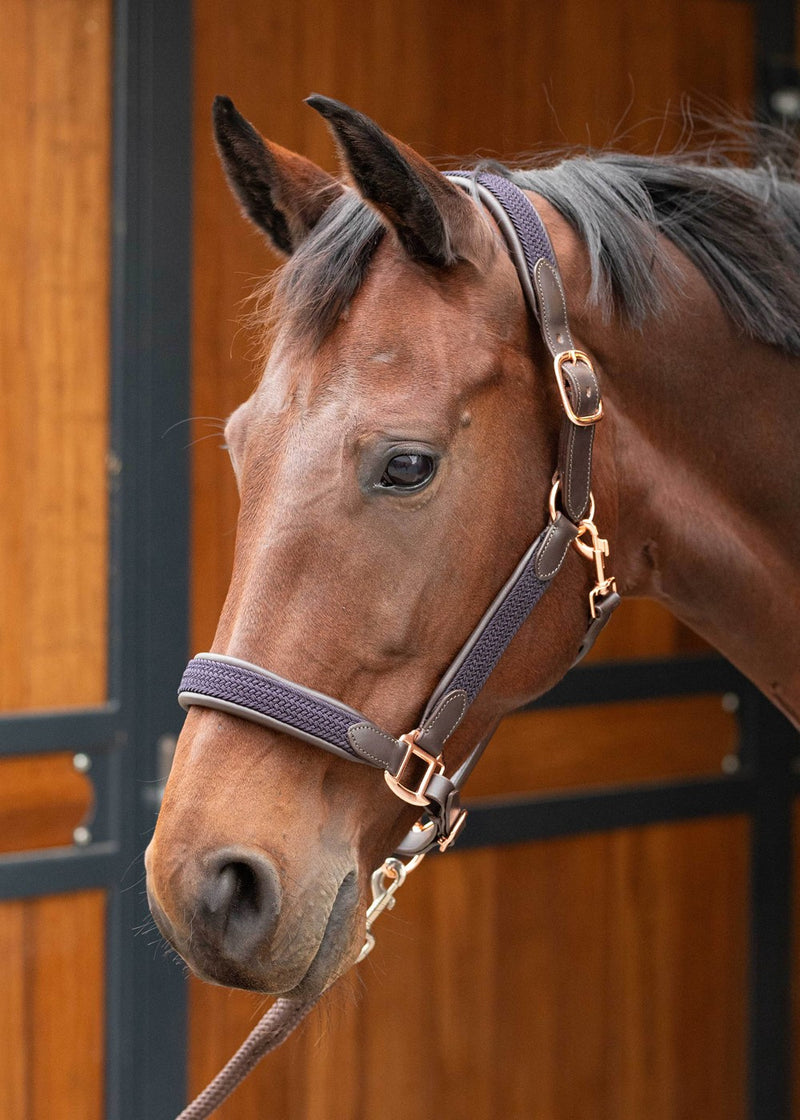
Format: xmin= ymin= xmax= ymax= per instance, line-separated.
xmin=146 ymin=95 xmax=800 ymax=1007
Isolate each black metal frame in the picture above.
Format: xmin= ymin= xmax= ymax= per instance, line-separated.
xmin=754 ymin=0 xmax=799 ymax=123
xmin=0 ymin=3 xmax=797 ymax=1118
xmin=0 ymin=2 xmax=192 ymax=1118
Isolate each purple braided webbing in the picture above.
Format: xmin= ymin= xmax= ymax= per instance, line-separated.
xmin=438 ymin=547 xmax=550 ymax=706
xmin=475 ymin=171 xmax=558 ymax=273
xmin=179 ymin=659 xmax=359 ymax=757
xmin=175 ymin=995 xmax=321 ymax=1120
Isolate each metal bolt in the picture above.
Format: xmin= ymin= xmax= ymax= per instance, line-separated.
xmin=73 ymin=752 xmax=92 ymax=773
xmin=721 ymin=753 xmax=740 ymax=775
xmin=721 ymin=692 xmax=740 ymax=714
xmin=73 ymin=826 xmax=92 ymax=847
xmin=770 ymin=87 xmax=800 ymax=120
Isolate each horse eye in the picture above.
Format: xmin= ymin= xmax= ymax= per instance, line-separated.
xmin=380 ymin=453 xmax=436 ymax=489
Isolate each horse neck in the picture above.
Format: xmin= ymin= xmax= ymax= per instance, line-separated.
xmin=543 ymin=202 xmax=800 ymax=726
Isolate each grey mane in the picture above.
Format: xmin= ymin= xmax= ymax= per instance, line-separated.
xmin=273 ymin=148 xmax=800 ymax=355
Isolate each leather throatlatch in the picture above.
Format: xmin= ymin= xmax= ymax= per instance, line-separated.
xmin=177 ymin=170 xmax=619 ymax=873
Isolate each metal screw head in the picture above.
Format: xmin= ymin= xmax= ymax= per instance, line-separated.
xmin=721 ymin=692 xmax=740 ymax=714
xmin=721 ymin=753 xmax=740 ymax=775
xmin=770 ymin=87 xmax=800 ymax=121
xmin=73 ymin=752 xmax=92 ymax=773
xmin=73 ymin=825 xmax=92 ymax=847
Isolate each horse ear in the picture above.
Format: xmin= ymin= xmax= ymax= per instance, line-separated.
xmin=305 ymin=94 xmax=487 ymax=268
xmin=212 ymin=96 xmax=344 ymax=256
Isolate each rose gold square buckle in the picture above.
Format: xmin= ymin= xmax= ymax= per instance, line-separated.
xmin=384 ymin=731 xmax=444 ymax=807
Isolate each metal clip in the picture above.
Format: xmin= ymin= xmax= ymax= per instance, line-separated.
xmin=575 ymin=519 xmax=617 ymax=618
xmin=357 ymin=853 xmax=425 ymax=963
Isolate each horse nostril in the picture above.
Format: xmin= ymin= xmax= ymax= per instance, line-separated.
xmin=199 ymin=848 xmax=282 ymax=962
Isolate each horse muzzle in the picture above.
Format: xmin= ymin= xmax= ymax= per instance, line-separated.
xmin=145 ymin=840 xmax=362 ymax=996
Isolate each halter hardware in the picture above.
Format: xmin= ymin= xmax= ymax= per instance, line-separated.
xmin=553 ymin=350 xmax=604 ymax=425
xmin=437 ymin=806 xmax=469 ymax=851
xmin=177 ymin=171 xmax=623 ymax=958
xmin=576 ymin=519 xmax=618 ymax=619
xmin=549 ymin=477 xmax=617 ymax=621
xmin=357 ymin=853 xmax=425 ymax=962
xmin=384 ymin=730 xmax=444 ymax=807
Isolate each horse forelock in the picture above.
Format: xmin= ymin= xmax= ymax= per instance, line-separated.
xmin=251 ymin=191 xmax=386 ymax=354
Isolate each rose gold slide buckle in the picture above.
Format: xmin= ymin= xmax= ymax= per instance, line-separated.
xmin=384 ymin=731 xmax=444 ymax=807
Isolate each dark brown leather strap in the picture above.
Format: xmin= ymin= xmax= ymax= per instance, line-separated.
xmin=534 ymin=259 xmax=598 ymax=522
xmin=572 ymin=589 xmax=622 ymax=663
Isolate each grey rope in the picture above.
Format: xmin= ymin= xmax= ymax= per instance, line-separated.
xmin=175 ymin=995 xmax=321 ymax=1119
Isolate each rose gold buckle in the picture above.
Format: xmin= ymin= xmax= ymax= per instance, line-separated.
xmin=553 ymin=350 xmax=603 ymax=425
xmin=438 ymin=809 xmax=468 ymax=852
xmin=384 ymin=731 xmax=444 ymax=807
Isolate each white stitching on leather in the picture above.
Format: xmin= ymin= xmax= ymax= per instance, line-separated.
xmin=550 ymin=265 xmax=574 ymax=350
xmin=423 ymin=691 xmax=468 ymax=746
xmin=347 ymin=723 xmax=399 ymax=768
xmin=534 ymin=261 xmax=574 ymax=354
xmin=536 ymin=521 xmax=574 ymax=579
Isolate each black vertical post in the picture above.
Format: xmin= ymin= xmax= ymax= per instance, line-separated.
xmin=106 ymin=1 xmax=192 ymax=1117
xmin=740 ymin=685 xmax=798 ymax=1120
xmin=753 ymin=0 xmax=799 ymax=123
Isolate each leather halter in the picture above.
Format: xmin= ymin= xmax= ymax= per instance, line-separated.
xmin=177 ymin=172 xmax=620 ymax=859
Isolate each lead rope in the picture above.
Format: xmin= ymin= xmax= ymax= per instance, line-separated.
xmin=176 ymin=996 xmax=321 ymax=1120
xmin=175 ymin=854 xmax=423 ymax=1119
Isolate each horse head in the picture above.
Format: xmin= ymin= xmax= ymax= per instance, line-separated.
xmin=145 ymin=96 xmax=613 ymax=997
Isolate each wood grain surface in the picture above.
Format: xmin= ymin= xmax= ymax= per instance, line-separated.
xmin=0 ymin=4 xmax=111 ymax=1118
xmin=0 ymin=0 xmax=111 ymax=713
xmin=0 ymin=890 xmax=106 ymax=1120
xmin=468 ymin=694 xmax=737 ymax=799
xmin=0 ymin=752 xmax=93 ymax=854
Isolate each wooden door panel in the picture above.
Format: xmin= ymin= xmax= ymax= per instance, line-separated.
xmin=0 ymin=753 xmax=93 ymax=854
xmin=469 ymin=694 xmax=737 ymax=798
xmin=0 ymin=4 xmax=112 ymax=1118
xmin=0 ymin=890 xmax=106 ymax=1120
xmin=0 ymin=0 xmax=111 ymax=712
